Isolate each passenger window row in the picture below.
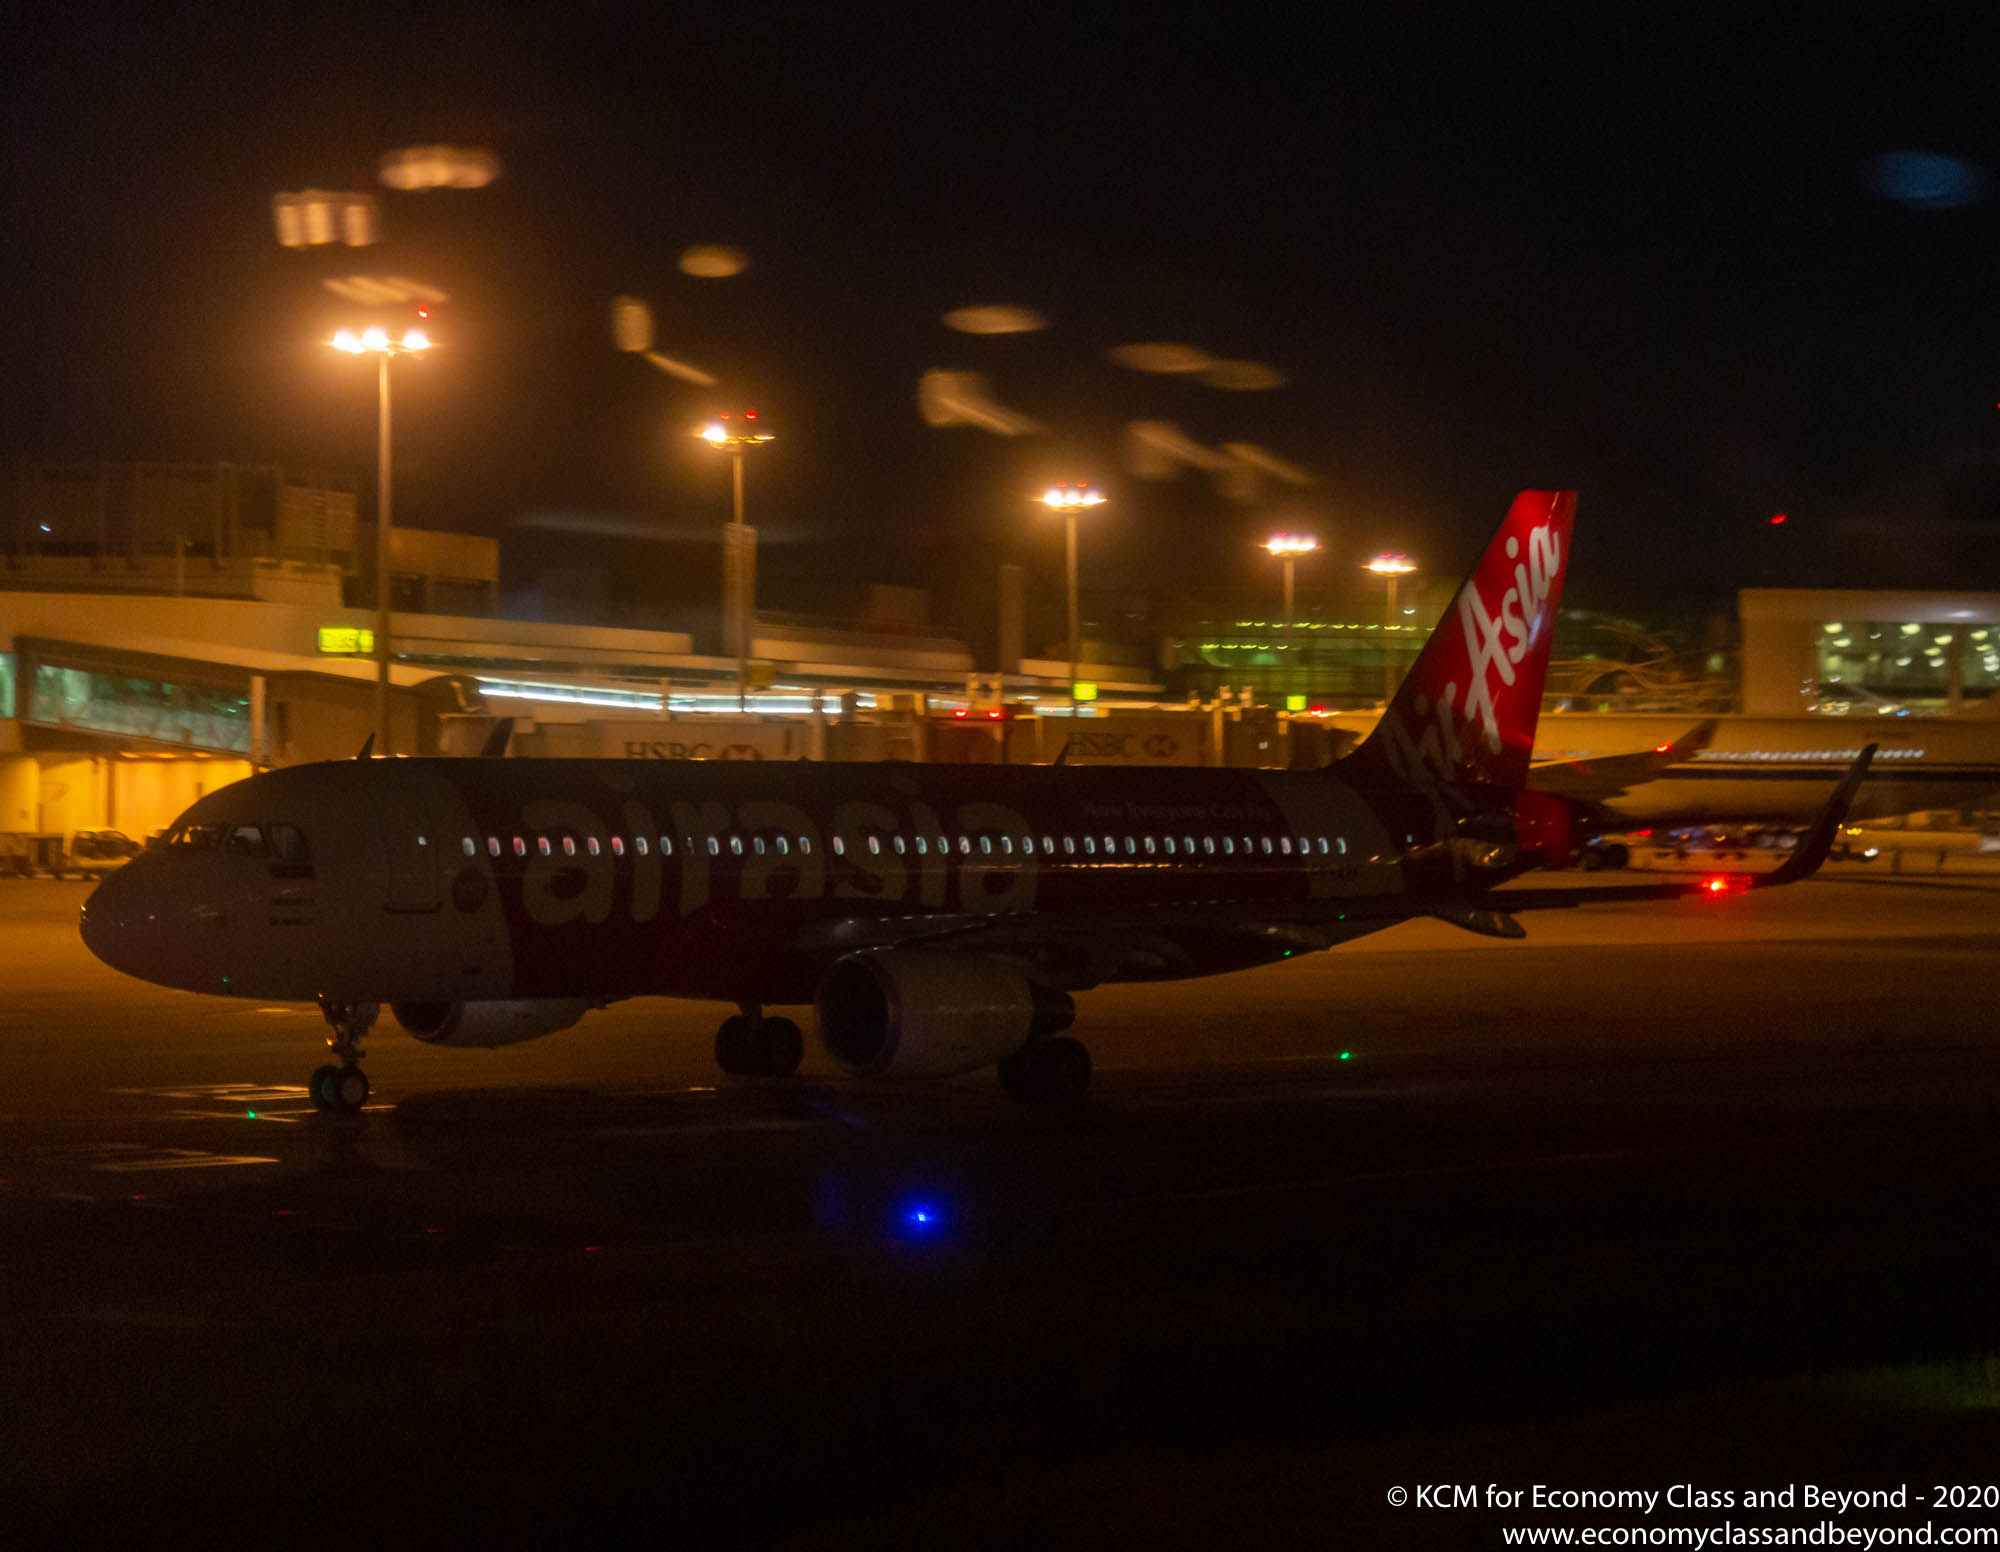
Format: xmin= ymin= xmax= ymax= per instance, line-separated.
xmin=458 ymin=830 xmax=1351 ymax=863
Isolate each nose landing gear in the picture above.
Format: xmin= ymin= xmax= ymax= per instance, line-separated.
xmin=311 ymin=998 xmax=377 ymax=1112
xmin=715 ymin=1003 xmax=805 ymax=1078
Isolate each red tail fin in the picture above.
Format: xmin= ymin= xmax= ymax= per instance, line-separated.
xmin=1340 ymin=489 xmax=1575 ymax=792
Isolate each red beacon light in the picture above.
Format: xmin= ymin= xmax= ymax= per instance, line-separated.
xmin=1701 ymin=875 xmax=1750 ymax=897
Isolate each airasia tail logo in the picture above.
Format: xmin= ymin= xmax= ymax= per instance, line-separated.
xmin=1384 ymin=516 xmax=1563 ymax=785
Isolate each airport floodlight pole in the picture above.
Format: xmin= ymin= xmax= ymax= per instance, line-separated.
xmin=1366 ymin=552 xmax=1418 ymax=704
xmin=698 ymin=412 xmax=774 ymax=706
xmin=331 ymin=323 xmax=431 ymax=755
xmin=1263 ymin=532 xmax=1319 ymax=628
xmin=1040 ymin=483 xmax=1106 ymax=703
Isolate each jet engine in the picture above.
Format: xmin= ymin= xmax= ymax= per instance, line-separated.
xmin=816 ymin=949 xmax=1073 ymax=1079
xmin=391 ymin=999 xmax=593 ymax=1049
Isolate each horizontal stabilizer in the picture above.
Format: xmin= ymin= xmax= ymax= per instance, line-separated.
xmin=1431 ymin=906 xmax=1527 ymax=939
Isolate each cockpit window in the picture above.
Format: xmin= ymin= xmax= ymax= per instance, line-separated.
xmin=267 ymin=824 xmax=309 ymax=860
xmin=167 ymin=822 xmax=226 ymax=851
xmin=222 ymin=824 xmax=268 ymax=858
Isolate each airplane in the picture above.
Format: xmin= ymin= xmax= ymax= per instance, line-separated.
xmin=1526 ymin=711 xmax=2000 ymax=830
xmin=80 ymin=491 xmax=1874 ymax=1112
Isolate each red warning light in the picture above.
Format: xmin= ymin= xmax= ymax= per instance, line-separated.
xmin=1769 ymin=513 xmax=1788 ymax=526
xmin=987 ymin=709 xmax=1002 ymax=720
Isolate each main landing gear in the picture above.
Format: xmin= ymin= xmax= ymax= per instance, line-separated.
xmin=715 ymin=1004 xmax=805 ymax=1078
xmin=997 ymin=1035 xmax=1092 ymax=1105
xmin=310 ymin=997 xmax=375 ymax=1112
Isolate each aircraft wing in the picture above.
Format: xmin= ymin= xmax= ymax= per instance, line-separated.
xmin=1476 ymin=742 xmax=1874 ymax=914
xmin=1526 ymin=718 xmax=1716 ymax=804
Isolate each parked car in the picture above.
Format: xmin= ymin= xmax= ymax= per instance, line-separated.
xmin=65 ymin=830 xmax=144 ymax=878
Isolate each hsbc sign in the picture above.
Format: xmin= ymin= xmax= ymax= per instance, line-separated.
xmin=1047 ymin=719 xmax=1203 ymax=766
xmin=602 ymin=721 xmax=803 ymax=761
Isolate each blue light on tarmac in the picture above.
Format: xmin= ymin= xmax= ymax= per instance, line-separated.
xmin=895 ymin=1197 xmax=950 ymax=1238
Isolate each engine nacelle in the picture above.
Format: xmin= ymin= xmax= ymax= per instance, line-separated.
xmin=391 ymin=999 xmax=592 ymax=1049
xmin=816 ymin=949 xmax=1072 ymax=1079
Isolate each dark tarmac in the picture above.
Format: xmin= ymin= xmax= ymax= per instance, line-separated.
xmin=3 ymin=873 xmax=1999 ymax=1547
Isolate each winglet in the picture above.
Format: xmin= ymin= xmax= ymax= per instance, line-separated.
xmin=1664 ymin=717 xmax=1718 ymax=761
xmin=1753 ymin=744 xmax=1876 ymax=888
xmin=356 ymin=733 xmax=375 ymax=760
xmin=478 ymin=717 xmax=515 ymax=758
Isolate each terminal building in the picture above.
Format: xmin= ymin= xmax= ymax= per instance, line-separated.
xmin=0 ymin=461 xmax=1163 ymax=848
xmin=6 ymin=460 xmax=1998 ymax=853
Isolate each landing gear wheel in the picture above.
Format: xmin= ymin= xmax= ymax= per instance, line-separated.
xmin=715 ymin=1015 xmax=759 ymax=1075
xmin=330 ymin=1067 xmax=370 ymax=1111
xmin=312 ymin=998 xmax=378 ymax=1113
xmin=717 ymin=1013 xmax=805 ymax=1076
xmin=998 ymin=1037 xmax=1092 ymax=1104
xmin=759 ymin=1016 xmax=804 ymax=1077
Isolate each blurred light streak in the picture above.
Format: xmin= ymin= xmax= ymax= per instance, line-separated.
xmin=1220 ymin=443 xmax=1313 ymax=486
xmin=1861 ymin=150 xmax=1986 ymax=208
xmin=943 ymin=304 xmax=1048 ymax=334
xmin=611 ymin=296 xmax=654 ymax=353
xmin=272 ymin=190 xmax=377 ymax=248
xmin=917 ymin=370 xmax=1044 ymax=435
xmin=322 ymin=274 xmax=450 ymax=306
xmin=679 ymin=245 xmax=749 ymax=278
xmin=379 ymin=145 xmax=503 ymax=190
xmin=644 ymin=351 xmax=719 ymax=387
xmin=1202 ymin=360 xmax=1287 ymax=390
xmin=1122 ymin=420 xmax=1229 ymax=478
xmin=1108 ymin=342 xmax=1215 ymax=374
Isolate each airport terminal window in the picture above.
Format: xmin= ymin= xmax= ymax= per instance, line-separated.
xmin=29 ymin=663 xmax=249 ymax=754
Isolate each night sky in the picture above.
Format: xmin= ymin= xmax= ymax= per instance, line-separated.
xmin=7 ymin=5 xmax=2000 ymax=629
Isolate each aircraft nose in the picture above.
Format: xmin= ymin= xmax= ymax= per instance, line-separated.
xmin=80 ymin=860 xmax=175 ymax=984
